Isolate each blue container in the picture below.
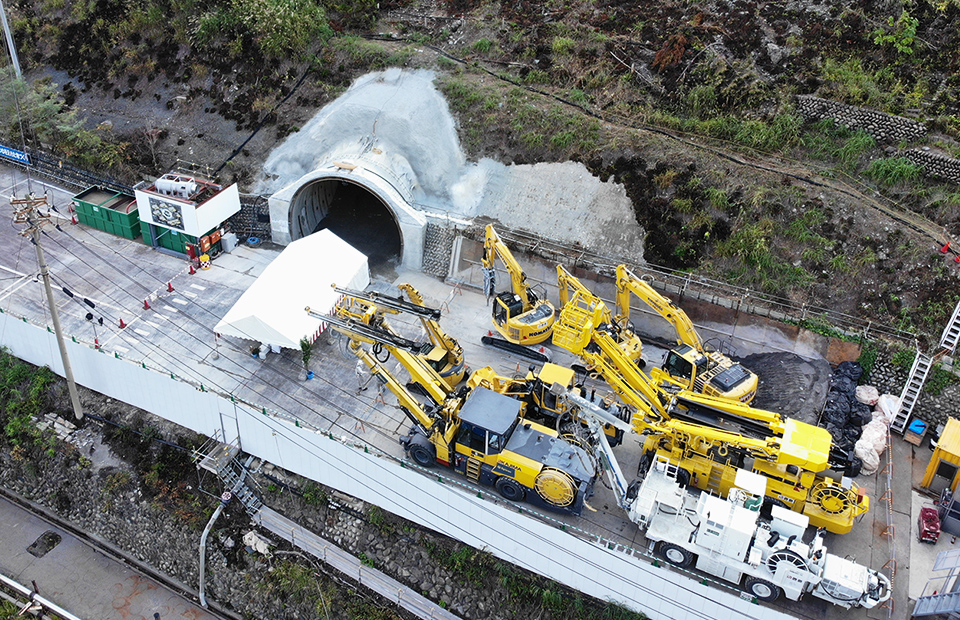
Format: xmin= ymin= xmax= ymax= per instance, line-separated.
xmin=909 ymin=419 xmax=927 ymax=434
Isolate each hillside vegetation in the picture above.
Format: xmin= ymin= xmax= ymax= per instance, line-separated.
xmin=3 ymin=0 xmax=960 ymax=343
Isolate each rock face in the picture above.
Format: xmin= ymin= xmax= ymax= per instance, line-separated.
xmin=795 ymin=95 xmax=927 ymax=143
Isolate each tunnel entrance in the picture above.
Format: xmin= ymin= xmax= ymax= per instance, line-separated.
xmin=290 ymin=179 xmax=403 ymax=277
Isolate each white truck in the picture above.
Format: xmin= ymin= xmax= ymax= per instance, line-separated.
xmin=564 ymin=390 xmax=892 ymax=609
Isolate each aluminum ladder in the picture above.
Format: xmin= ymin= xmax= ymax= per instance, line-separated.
xmin=940 ymin=299 xmax=960 ymax=353
xmin=891 ymin=350 xmax=932 ymax=435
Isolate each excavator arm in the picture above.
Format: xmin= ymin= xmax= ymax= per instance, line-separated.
xmin=483 ymin=224 xmax=532 ymax=307
xmin=616 ymin=264 xmax=702 ymax=350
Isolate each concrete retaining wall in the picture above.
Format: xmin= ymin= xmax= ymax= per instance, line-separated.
xmin=0 ymin=310 xmax=794 ymax=620
xmin=795 ymin=95 xmax=927 ymax=143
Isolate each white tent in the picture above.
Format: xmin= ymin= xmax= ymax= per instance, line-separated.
xmin=214 ymin=230 xmax=369 ymax=349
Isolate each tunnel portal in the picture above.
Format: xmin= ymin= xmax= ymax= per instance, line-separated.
xmin=289 ymin=178 xmax=403 ymax=275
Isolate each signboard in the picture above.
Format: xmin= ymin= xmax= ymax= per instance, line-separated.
xmin=147 ymin=196 xmax=185 ymax=231
xmin=0 ymin=144 xmax=31 ymax=165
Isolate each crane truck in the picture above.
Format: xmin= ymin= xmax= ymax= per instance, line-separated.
xmin=567 ymin=390 xmax=890 ymax=608
xmin=552 ymin=289 xmax=868 ymax=534
xmin=331 ymin=283 xmax=466 ymax=388
xmin=616 ymin=264 xmax=758 ymax=403
xmin=481 ymin=224 xmax=555 ymax=346
xmin=307 ymin=307 xmax=598 ymax=516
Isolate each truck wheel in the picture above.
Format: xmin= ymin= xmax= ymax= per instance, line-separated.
xmin=496 ymin=477 xmax=526 ymax=502
xmin=406 ymin=436 xmax=436 ymax=468
xmin=744 ymin=576 xmax=782 ymax=602
xmin=658 ymin=543 xmax=694 ymax=568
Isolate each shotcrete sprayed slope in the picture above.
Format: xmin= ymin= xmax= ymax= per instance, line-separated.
xmin=258 ymin=69 xmax=646 ymax=260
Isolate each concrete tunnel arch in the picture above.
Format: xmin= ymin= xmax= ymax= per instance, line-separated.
xmin=268 ymin=163 xmax=427 ymax=271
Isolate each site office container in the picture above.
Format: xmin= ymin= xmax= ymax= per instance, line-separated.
xmin=72 ymin=186 xmax=141 ymax=240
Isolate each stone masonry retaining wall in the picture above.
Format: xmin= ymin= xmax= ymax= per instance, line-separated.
xmin=902 ymin=149 xmax=960 ymax=185
xmin=795 ymin=95 xmax=928 ymax=143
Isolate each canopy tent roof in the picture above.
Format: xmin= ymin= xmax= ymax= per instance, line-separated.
xmin=214 ymin=230 xmax=369 ymax=348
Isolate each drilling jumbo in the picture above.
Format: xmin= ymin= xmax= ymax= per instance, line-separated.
xmin=563 ymin=392 xmax=890 ymax=608
xmin=551 ymin=284 xmax=868 ymax=534
xmin=306 ymin=306 xmax=598 ymax=516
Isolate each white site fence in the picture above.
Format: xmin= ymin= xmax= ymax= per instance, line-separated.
xmin=1 ymin=309 xmax=796 ymax=620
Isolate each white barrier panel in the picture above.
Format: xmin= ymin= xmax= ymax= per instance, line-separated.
xmin=0 ymin=313 xmax=796 ymax=620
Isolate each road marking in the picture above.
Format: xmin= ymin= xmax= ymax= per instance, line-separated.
xmin=0 ymin=275 xmax=34 ymax=302
xmin=133 ymin=328 xmax=150 ymax=337
xmin=154 ymin=313 xmax=170 ymax=321
xmin=162 ymin=305 xmax=179 ymax=313
xmin=113 ymin=345 xmax=129 ymax=353
xmin=171 ymin=298 xmax=188 ymax=306
xmin=144 ymin=320 xmax=160 ymax=328
xmin=182 ymin=291 xmax=197 ymax=298
xmin=190 ymin=284 xmax=206 ymax=291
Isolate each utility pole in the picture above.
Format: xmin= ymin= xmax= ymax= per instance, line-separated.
xmin=0 ymin=0 xmax=22 ymax=79
xmin=13 ymin=193 xmax=83 ymax=420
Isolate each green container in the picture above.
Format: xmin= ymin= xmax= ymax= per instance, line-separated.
xmin=72 ymin=186 xmax=140 ymax=239
xmin=116 ymin=220 xmax=141 ymax=240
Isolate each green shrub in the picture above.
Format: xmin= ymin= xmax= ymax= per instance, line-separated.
xmin=865 ymin=157 xmax=922 ymax=186
xmin=552 ymin=36 xmax=576 ymax=56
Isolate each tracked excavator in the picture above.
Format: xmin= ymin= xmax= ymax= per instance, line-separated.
xmin=616 ymin=264 xmax=758 ymax=403
xmin=552 ymin=289 xmax=868 ymax=534
xmin=564 ymin=394 xmax=889 ymax=608
xmin=306 ymin=307 xmax=598 ymax=516
xmin=481 ymin=224 xmax=555 ymax=347
xmin=331 ymin=284 xmax=466 ymax=388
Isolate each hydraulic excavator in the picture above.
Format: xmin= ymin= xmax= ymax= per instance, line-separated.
xmin=616 ymin=264 xmax=758 ymax=403
xmin=307 ymin=307 xmax=598 ymax=516
xmin=331 ymin=284 xmax=466 ymax=388
xmin=552 ymin=289 xmax=869 ymax=534
xmin=481 ymin=224 xmax=555 ymax=347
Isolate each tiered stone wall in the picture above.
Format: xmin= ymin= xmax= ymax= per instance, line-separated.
xmin=902 ymin=149 xmax=960 ymax=184
xmin=795 ymin=95 xmax=927 ymax=143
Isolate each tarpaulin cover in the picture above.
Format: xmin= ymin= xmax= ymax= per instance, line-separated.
xmin=214 ymin=229 xmax=369 ymax=348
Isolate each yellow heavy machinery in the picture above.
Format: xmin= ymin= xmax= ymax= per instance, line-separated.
xmin=313 ymin=308 xmax=598 ymax=516
xmin=468 ymin=362 xmax=630 ymax=448
xmin=552 ymin=290 xmax=868 ymax=534
xmin=331 ymin=284 xmax=466 ymax=388
xmin=481 ymin=224 xmax=555 ymax=346
xmin=556 ymin=265 xmax=643 ymax=366
xmin=616 ymin=264 xmax=758 ymax=403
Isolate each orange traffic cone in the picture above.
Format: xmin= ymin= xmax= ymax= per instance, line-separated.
xmin=119 ymin=318 xmax=126 ymax=329
xmin=942 ymin=242 xmax=951 ymax=253
xmin=189 ymin=265 xmax=196 ymax=275
xmin=94 ymin=338 xmax=100 ymax=349
xmin=71 ymin=213 xmax=78 ymax=225
xmin=954 ymin=255 xmax=960 ymax=264
xmin=143 ymin=299 xmax=151 ymax=310
xmin=167 ymin=282 xmax=174 ymax=292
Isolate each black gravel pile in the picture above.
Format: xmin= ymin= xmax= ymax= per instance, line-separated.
xmin=820 ymin=361 xmax=872 ymax=477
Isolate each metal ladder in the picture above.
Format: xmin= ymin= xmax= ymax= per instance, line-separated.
xmin=891 ymin=350 xmax=933 ymax=434
xmin=465 ymin=458 xmax=482 ymax=482
xmin=940 ymin=299 xmax=960 ymax=353
xmin=219 ymin=465 xmax=263 ymax=514
xmin=192 ymin=436 xmax=263 ymax=514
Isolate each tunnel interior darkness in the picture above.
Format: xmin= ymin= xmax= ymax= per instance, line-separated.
xmin=293 ymin=180 xmax=402 ymax=275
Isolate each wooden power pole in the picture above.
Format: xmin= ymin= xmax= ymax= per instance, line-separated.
xmin=12 ymin=193 xmax=84 ymax=421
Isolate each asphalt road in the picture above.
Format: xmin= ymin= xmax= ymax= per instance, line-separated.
xmin=0 ymin=494 xmax=217 ymax=620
